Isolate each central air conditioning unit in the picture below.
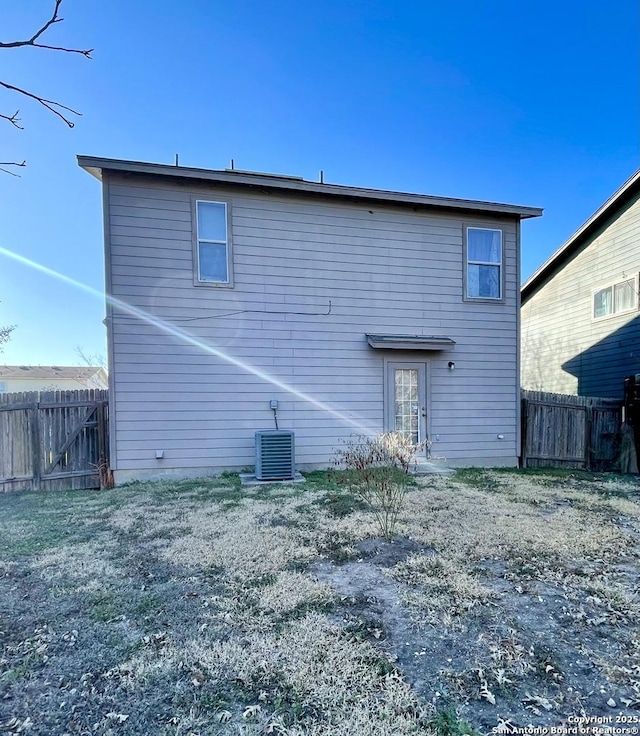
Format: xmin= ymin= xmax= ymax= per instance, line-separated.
xmin=255 ymin=430 xmax=295 ymax=481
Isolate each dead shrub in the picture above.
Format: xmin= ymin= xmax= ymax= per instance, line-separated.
xmin=334 ymin=433 xmax=425 ymax=540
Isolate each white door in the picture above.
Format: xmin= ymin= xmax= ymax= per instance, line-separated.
xmin=385 ymin=361 xmax=429 ymax=450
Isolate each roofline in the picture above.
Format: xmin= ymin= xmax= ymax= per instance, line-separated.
xmin=0 ymin=365 xmax=104 ymax=370
xmin=77 ymin=155 xmax=543 ymax=220
xmin=522 ymin=168 xmax=640 ymax=302
xmin=0 ymin=365 xmax=106 ymax=378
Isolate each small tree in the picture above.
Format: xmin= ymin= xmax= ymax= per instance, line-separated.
xmin=74 ymin=345 xmax=106 ymax=369
xmin=1 ymin=0 xmax=92 ymax=175
xmin=334 ymin=433 xmax=426 ymax=541
xmin=0 ymin=324 xmax=14 ymax=352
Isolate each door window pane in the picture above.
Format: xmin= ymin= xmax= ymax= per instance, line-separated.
xmin=394 ymin=369 xmax=419 ymax=444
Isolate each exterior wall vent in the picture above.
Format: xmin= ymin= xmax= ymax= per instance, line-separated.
xmin=255 ymin=430 xmax=295 ymax=480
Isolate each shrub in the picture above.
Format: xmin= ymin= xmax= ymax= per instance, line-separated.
xmin=334 ymin=433 xmax=425 ymax=540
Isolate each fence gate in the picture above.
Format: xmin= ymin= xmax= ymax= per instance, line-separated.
xmin=0 ymin=389 xmax=109 ymax=492
xmin=521 ymin=390 xmax=620 ymax=470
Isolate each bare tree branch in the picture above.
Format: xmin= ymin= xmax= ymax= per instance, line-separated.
xmin=0 ymin=0 xmax=93 ymax=58
xmin=0 ymin=0 xmax=62 ymax=47
xmin=13 ymin=42 xmax=91 ymax=57
xmin=0 ymin=160 xmax=26 ymax=176
xmin=1 ymin=0 xmax=91 ymax=173
xmin=75 ymin=345 xmax=107 ymax=369
xmin=0 ymin=110 xmax=23 ymax=129
xmin=0 ymin=80 xmax=81 ymax=127
xmin=0 ymin=323 xmax=15 ymax=351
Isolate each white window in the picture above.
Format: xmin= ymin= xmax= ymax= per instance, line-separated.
xmin=195 ymin=200 xmax=231 ymax=284
xmin=0 ymin=381 xmax=6 ymax=393
xmin=465 ymin=227 xmax=503 ymax=300
xmin=593 ymin=277 xmax=637 ymax=319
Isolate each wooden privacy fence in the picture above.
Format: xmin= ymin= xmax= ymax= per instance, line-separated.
xmin=521 ymin=390 xmax=621 ymax=470
xmin=0 ymin=389 xmax=109 ymax=492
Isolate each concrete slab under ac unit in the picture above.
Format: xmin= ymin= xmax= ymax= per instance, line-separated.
xmin=239 ymin=471 xmax=306 ymax=487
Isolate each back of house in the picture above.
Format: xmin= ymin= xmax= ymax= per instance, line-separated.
xmin=79 ymin=157 xmax=541 ymax=482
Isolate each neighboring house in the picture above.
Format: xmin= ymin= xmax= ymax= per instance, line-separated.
xmin=521 ymin=169 xmax=640 ymax=398
xmin=79 ymin=155 xmax=542 ymax=482
xmin=0 ymin=365 xmax=108 ymax=393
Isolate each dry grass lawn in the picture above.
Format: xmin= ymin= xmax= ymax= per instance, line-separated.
xmin=0 ymin=468 xmax=639 ymax=735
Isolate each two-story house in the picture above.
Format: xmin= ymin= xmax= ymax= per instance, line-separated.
xmin=79 ymin=156 xmax=541 ymax=482
xmin=521 ymin=169 xmax=640 ymax=398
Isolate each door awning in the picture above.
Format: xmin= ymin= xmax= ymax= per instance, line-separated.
xmin=366 ymin=334 xmax=456 ymax=351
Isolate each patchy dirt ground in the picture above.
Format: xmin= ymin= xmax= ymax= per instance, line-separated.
xmin=1 ymin=469 xmax=639 ymax=735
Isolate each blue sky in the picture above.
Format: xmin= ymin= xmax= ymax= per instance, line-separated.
xmin=0 ymin=0 xmax=638 ymax=366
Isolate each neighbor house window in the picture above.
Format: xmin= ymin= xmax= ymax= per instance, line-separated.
xmin=593 ymin=277 xmax=637 ymax=319
xmin=465 ymin=227 xmax=503 ymax=300
xmin=0 ymin=382 xmax=6 ymax=393
xmin=195 ymin=200 xmax=231 ymax=284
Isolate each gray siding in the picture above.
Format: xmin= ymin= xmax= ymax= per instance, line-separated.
xmin=104 ymin=174 xmax=521 ymax=479
xmin=521 ymin=193 xmax=640 ymax=398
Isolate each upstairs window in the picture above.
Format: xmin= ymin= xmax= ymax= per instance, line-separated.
xmin=593 ymin=277 xmax=637 ymax=319
xmin=195 ymin=200 xmax=231 ymax=285
xmin=465 ymin=227 xmax=503 ymax=300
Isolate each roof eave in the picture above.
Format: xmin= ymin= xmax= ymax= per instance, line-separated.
xmin=366 ymin=334 xmax=456 ymax=351
xmin=77 ymin=155 xmax=543 ymax=220
xmin=522 ymin=168 xmax=640 ymax=302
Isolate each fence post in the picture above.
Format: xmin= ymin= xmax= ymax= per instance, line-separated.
xmin=585 ymin=406 xmax=593 ymax=471
xmin=97 ymin=401 xmax=106 ymax=462
xmin=30 ymin=402 xmax=41 ymax=490
xmin=520 ymin=395 xmax=528 ymax=468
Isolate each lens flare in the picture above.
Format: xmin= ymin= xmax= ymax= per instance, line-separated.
xmin=0 ymin=246 xmax=374 ymax=433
